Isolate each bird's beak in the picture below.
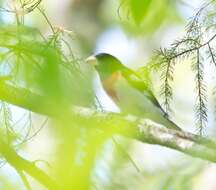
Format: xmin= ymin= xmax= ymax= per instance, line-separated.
xmin=85 ymin=55 xmax=97 ymax=66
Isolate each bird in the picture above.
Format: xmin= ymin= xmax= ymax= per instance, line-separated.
xmin=86 ymin=53 xmax=181 ymax=131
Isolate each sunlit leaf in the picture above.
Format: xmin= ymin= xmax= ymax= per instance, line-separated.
xmin=129 ymin=0 xmax=151 ymax=24
xmin=119 ymin=0 xmax=180 ymax=35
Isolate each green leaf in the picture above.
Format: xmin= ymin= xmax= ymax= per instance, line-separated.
xmin=130 ymin=0 xmax=152 ymax=24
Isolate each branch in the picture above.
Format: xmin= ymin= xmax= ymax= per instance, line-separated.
xmin=0 ymin=140 xmax=59 ymax=190
xmin=0 ymin=82 xmax=215 ymax=164
xmin=165 ymin=33 xmax=216 ymax=61
xmin=16 ymin=170 xmax=32 ymax=190
xmin=72 ymin=107 xmax=216 ymax=162
xmin=208 ymin=43 xmax=216 ymax=67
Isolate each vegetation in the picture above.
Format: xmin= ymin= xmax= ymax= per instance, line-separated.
xmin=0 ymin=0 xmax=216 ymax=190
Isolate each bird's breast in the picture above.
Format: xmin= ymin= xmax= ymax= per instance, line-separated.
xmin=102 ymin=71 xmax=121 ymax=102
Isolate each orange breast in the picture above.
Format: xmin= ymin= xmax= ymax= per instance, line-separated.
xmin=102 ymin=71 xmax=121 ymax=102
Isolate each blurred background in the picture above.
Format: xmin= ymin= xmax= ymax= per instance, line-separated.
xmin=0 ymin=0 xmax=216 ymax=190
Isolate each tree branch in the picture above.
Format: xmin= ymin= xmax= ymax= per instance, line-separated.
xmin=0 ymin=81 xmax=216 ymax=188
xmin=72 ymin=107 xmax=216 ymax=163
xmin=0 ymin=140 xmax=59 ymax=190
xmin=16 ymin=170 xmax=32 ymax=190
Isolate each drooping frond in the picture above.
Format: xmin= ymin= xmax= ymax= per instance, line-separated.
xmin=191 ymin=50 xmax=207 ymax=135
xmin=150 ymin=1 xmax=216 ymax=133
xmin=155 ymin=48 xmax=176 ymax=116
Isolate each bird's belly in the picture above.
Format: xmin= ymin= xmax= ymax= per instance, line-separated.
xmin=114 ymin=83 xmax=159 ymax=115
xmin=113 ymin=81 xmax=168 ymax=125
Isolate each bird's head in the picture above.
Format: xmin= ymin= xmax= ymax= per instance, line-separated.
xmin=86 ymin=53 xmax=125 ymax=80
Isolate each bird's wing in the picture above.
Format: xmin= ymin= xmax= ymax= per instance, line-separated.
xmin=122 ymin=69 xmax=166 ymax=114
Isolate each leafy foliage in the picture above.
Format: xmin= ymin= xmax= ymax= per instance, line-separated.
xmin=129 ymin=0 xmax=151 ymax=25
xmin=150 ymin=1 xmax=216 ymax=133
xmin=0 ymin=1 xmax=215 ymax=190
xmin=0 ymin=0 xmax=95 ymax=160
xmin=118 ymin=0 xmax=180 ymax=35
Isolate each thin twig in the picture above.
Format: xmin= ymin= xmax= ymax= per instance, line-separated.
xmin=17 ymin=170 xmax=32 ymax=190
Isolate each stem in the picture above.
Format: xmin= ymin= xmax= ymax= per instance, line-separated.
xmin=170 ymin=33 xmax=216 ymax=60
xmin=208 ymin=43 xmax=216 ymax=67
xmin=17 ymin=170 xmax=32 ymax=190
xmin=0 ymin=140 xmax=59 ymax=190
xmin=0 ymin=82 xmax=215 ymax=163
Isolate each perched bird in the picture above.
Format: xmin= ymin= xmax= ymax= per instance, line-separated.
xmin=86 ymin=53 xmax=181 ymax=131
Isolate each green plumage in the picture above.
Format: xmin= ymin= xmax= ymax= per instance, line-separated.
xmin=92 ymin=53 xmax=181 ymax=131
